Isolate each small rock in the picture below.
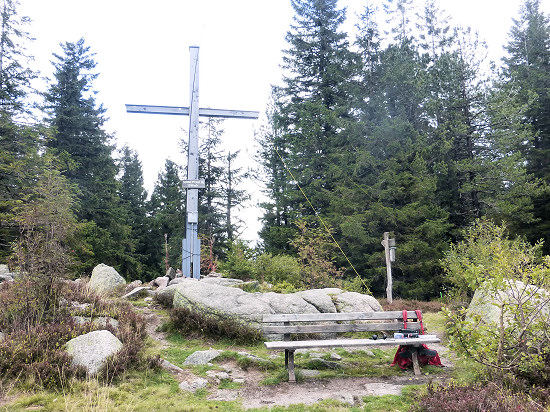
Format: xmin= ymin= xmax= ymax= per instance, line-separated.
xmin=233 ymin=378 xmax=245 ymax=384
xmin=309 ymin=358 xmax=341 ymax=369
xmin=365 ymin=350 xmax=376 ymax=357
xmin=154 ymin=276 xmax=169 ymax=288
xmin=179 ymin=378 xmax=209 ymax=392
xmin=0 ymin=332 xmax=4 ymax=341
xmin=125 ymin=280 xmax=142 ymax=293
xmin=122 ymin=286 xmax=151 ymax=300
xmin=330 ymin=353 xmax=342 ymax=361
xmin=144 ymin=297 xmax=153 ymax=302
xmin=166 ymin=267 xmax=176 ymax=280
xmin=300 ymin=369 xmax=321 ymax=377
xmin=183 ymin=349 xmax=221 ymax=366
xmin=206 ymin=371 xmax=230 ymax=380
xmin=161 ymin=359 xmax=184 ymax=374
xmin=237 ymin=352 xmax=266 ymax=362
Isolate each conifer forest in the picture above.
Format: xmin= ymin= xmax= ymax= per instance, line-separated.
xmin=2 ymin=0 xmax=550 ymax=300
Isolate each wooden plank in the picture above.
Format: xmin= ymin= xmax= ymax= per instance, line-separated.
xmin=264 ymin=335 xmax=440 ymax=351
xmin=411 ymin=349 xmax=421 ymax=376
xmin=262 ymin=311 xmax=419 ymax=323
xmin=262 ymin=321 xmax=421 ymax=335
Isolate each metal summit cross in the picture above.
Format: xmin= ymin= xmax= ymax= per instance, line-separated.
xmin=126 ymin=46 xmax=259 ymax=279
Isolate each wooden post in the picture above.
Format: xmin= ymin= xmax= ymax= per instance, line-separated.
xmin=382 ymin=232 xmax=393 ymax=304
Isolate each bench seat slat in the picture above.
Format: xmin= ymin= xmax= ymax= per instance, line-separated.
xmin=264 ymin=335 xmax=440 ymax=350
xmin=263 ymin=321 xmax=421 ymax=334
xmin=263 ymin=311 xmax=418 ymax=323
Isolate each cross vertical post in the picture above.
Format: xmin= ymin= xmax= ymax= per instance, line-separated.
xmin=183 ymin=46 xmax=201 ymax=279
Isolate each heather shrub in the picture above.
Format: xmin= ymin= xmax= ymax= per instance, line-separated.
xmin=381 ymin=298 xmax=443 ymax=313
xmin=0 ymin=279 xmax=158 ymax=389
xmin=167 ymin=306 xmax=262 ymax=344
xmin=411 ymin=382 xmax=545 ymax=412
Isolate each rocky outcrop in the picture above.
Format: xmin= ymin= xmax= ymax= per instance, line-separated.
xmin=468 ymin=280 xmax=550 ymax=326
xmin=333 ymin=292 xmax=382 ymax=313
xmin=0 ymin=265 xmax=14 ymax=283
xmin=171 ymin=278 xmax=381 ymax=328
xmin=88 ymin=264 xmax=126 ymax=294
xmin=65 ymin=330 xmax=122 ymax=376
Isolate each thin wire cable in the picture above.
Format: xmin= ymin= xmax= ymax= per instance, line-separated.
xmin=274 ymin=147 xmax=372 ymax=295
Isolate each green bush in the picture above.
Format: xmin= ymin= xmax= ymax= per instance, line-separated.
xmin=442 ymin=219 xmax=550 ymax=386
xmin=255 ymin=253 xmax=301 ymax=286
xmin=218 ymin=240 xmax=256 ymax=280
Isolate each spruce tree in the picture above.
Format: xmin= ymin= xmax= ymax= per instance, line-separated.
xmin=0 ymin=0 xmax=39 ymax=262
xmin=500 ymin=0 xmax=550 ymax=247
xmin=261 ymin=0 xmax=359 ymax=253
xmin=44 ymin=38 xmax=130 ymax=275
xmin=118 ymin=145 xmax=151 ymax=279
xmin=148 ymin=159 xmax=185 ymax=272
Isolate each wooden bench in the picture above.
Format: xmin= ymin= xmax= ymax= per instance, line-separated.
xmin=263 ymin=310 xmax=440 ymax=382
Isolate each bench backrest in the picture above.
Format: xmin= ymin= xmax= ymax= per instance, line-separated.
xmin=262 ymin=310 xmax=422 ymax=335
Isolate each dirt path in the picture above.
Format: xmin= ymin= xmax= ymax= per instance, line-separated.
xmin=139 ymin=303 xmax=454 ymax=409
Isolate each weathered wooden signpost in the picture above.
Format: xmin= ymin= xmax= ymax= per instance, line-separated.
xmin=381 ymin=232 xmax=396 ymax=304
xmin=126 ymin=46 xmax=259 ymax=279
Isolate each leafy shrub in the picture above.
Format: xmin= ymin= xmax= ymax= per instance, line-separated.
xmin=443 ymin=219 xmax=550 ymax=386
xmin=271 ymin=281 xmax=297 ymax=293
xmin=167 ymin=306 xmax=262 ymax=344
xmin=255 ymin=253 xmax=301 ymax=286
xmin=411 ymin=382 xmax=545 ymax=412
xmin=218 ymin=240 xmax=256 ymax=280
xmin=289 ymin=219 xmax=344 ymax=289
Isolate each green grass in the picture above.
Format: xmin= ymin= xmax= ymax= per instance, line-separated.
xmin=1 ymin=311 xmax=455 ymax=411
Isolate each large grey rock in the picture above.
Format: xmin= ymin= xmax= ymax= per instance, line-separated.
xmin=168 ymin=277 xmax=188 ymax=286
xmin=257 ymin=292 xmax=319 ymax=314
xmin=333 ymin=292 xmax=382 ymax=313
xmin=201 ymin=277 xmax=244 ymax=286
xmin=173 ymin=280 xmax=317 ymax=323
xmin=155 ymin=284 xmax=179 ymax=301
xmin=183 ymin=349 xmax=221 ymax=366
xmin=88 ymin=264 xmax=126 ymax=294
xmin=295 ymin=289 xmax=341 ymax=313
xmin=468 ymin=280 xmax=550 ymax=326
xmin=66 ymin=330 xmax=122 ymax=376
xmin=0 ymin=274 xmax=13 ymax=283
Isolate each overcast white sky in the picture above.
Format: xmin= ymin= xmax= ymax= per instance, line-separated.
xmin=19 ymin=0 xmax=550 ymax=243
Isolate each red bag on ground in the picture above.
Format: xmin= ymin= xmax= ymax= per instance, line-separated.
xmin=390 ymin=344 xmax=442 ymax=370
xmin=390 ymin=310 xmax=443 ymax=370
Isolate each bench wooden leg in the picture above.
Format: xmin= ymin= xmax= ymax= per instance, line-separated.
xmin=411 ymin=347 xmax=421 ymax=376
xmin=288 ymin=350 xmax=296 ymax=382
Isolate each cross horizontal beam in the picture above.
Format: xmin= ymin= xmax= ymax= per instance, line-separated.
xmin=125 ymin=104 xmax=259 ymax=119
